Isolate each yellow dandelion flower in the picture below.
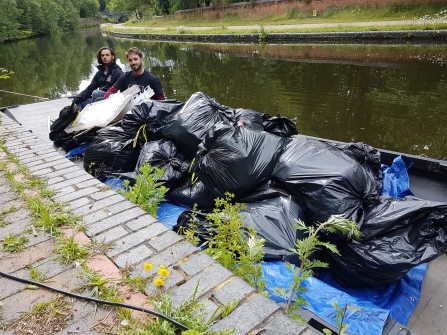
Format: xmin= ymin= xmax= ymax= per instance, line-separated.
xmin=159 ymin=265 xmax=166 ymax=269
xmin=154 ymin=278 xmax=165 ymax=287
xmin=159 ymin=267 xmax=170 ymax=278
xmin=144 ymin=263 xmax=153 ymax=272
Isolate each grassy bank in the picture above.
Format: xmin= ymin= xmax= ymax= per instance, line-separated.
xmin=102 ymin=3 xmax=447 ymax=34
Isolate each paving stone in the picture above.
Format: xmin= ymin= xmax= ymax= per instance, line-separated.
xmin=148 ymin=230 xmax=183 ymax=252
xmin=40 ymin=166 xmax=81 ymax=178
xmin=74 ymin=194 xmax=125 ymax=216
xmin=125 ymin=214 xmax=158 ymax=231
xmin=209 ymin=293 xmax=280 ymax=335
xmin=198 ymin=297 xmax=221 ymax=324
xmin=53 ymin=186 xmax=100 ymax=203
xmin=52 ymin=185 xmax=77 ymax=198
xmin=75 ymin=178 xmax=104 ymax=190
xmin=21 ymin=232 xmax=52 ymax=249
xmin=46 ymin=176 xmax=65 ymax=185
xmin=113 ymin=244 xmax=153 ymax=268
xmin=0 ymin=286 xmax=55 ymax=323
xmin=0 ymin=272 xmax=27 ymax=299
xmin=170 ymin=263 xmax=233 ymax=310
xmin=89 ymin=189 xmax=118 ymax=200
xmin=66 ymin=197 xmax=92 ymax=210
xmin=22 ymin=158 xmax=46 ymax=169
xmin=107 ymin=222 xmax=169 ymax=257
xmin=87 ymin=207 xmax=147 ymax=236
xmin=52 ymin=174 xmax=94 ymax=190
xmin=0 ymin=239 xmax=54 ymax=273
xmin=0 ymin=215 xmax=32 ymax=239
xmin=212 ymin=277 xmax=256 ymax=306
xmin=32 ymin=167 xmax=55 ymax=176
xmin=0 ymin=199 xmax=24 ymax=213
xmin=83 ymin=209 xmax=109 ymax=226
xmin=32 ymin=256 xmax=73 ymax=280
xmin=106 ymin=200 xmax=137 ymax=215
xmin=178 ymin=251 xmax=216 ymax=277
xmin=262 ymin=312 xmax=319 ymax=335
xmin=93 ymin=225 xmax=129 ymax=244
xmin=135 ymin=241 xmax=199 ymax=278
xmin=26 ymin=157 xmax=63 ymax=168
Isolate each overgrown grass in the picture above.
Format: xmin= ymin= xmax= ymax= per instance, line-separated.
xmin=107 ymin=3 xmax=447 ymax=33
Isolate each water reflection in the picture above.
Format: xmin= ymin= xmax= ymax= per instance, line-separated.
xmin=0 ymin=30 xmax=446 ymax=160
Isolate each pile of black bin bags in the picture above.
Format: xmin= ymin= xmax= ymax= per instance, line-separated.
xmin=82 ymin=91 xmax=447 ymax=288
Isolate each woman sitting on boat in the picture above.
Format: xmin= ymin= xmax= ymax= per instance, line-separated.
xmin=73 ymin=47 xmax=124 ymax=110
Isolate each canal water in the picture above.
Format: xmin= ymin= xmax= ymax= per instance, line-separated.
xmin=1 ymin=29 xmax=446 ymax=160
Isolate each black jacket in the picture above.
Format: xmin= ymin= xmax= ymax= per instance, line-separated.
xmin=76 ymin=62 xmax=123 ymax=102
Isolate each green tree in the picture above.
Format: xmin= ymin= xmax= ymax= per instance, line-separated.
xmin=108 ymin=0 xmax=150 ymax=19
xmin=0 ymin=0 xmax=23 ymax=42
xmin=78 ymin=0 xmax=100 ymax=18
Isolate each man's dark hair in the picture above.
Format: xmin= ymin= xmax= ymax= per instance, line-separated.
xmin=126 ymin=47 xmax=143 ymax=59
xmin=96 ymin=47 xmax=116 ymax=65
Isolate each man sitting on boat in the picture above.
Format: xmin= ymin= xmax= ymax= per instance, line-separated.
xmin=103 ymin=47 xmax=165 ymax=101
xmin=73 ymin=47 xmax=124 ymax=110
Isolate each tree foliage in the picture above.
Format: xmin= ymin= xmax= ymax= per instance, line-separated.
xmin=0 ymin=0 xmax=98 ymax=43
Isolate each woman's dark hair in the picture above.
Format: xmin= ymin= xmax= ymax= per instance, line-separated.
xmin=96 ymin=47 xmax=116 ymax=65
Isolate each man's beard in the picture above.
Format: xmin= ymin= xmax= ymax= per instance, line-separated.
xmin=132 ymin=64 xmax=142 ymax=72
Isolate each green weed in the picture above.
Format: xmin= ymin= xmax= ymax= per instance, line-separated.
xmin=56 ymin=225 xmax=90 ymax=265
xmin=118 ymin=164 xmax=169 ymax=218
xmin=28 ymin=265 xmax=47 ymax=283
xmin=274 ymin=214 xmax=361 ymax=318
xmin=182 ymin=193 xmax=266 ymax=293
xmin=0 ymin=205 xmax=17 ymax=227
xmin=323 ymin=302 xmax=362 ymax=335
xmin=2 ymin=234 xmax=29 ymax=252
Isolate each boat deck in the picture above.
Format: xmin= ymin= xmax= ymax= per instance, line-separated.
xmin=3 ymin=99 xmax=447 ymax=335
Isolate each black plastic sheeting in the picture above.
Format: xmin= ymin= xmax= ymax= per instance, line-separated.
xmin=167 ymin=180 xmax=216 ymax=211
xmin=192 ymin=122 xmax=286 ymax=199
xmin=83 ymin=125 xmax=140 ymax=178
xmin=135 ymin=139 xmax=191 ymax=188
xmin=273 ymin=135 xmax=379 ymax=238
xmin=173 ymin=195 xmax=308 ymax=264
xmin=325 ymin=196 xmax=447 ymax=287
xmin=162 ymin=92 xmax=236 ymax=156
xmin=121 ymin=99 xmax=184 ymax=147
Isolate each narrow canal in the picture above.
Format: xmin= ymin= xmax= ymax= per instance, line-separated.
xmin=1 ymin=29 xmax=446 ymax=160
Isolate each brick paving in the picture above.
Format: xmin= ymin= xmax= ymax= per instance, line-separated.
xmin=0 ymin=112 xmax=318 ymax=334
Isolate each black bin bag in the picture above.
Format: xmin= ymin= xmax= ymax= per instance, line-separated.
xmin=272 ymin=135 xmax=379 ymax=237
xmin=241 ymin=195 xmax=308 ymax=264
xmin=325 ymin=196 xmax=447 ymax=288
xmin=262 ymin=113 xmax=298 ymax=138
xmin=167 ymin=180 xmax=216 ymax=211
xmin=234 ymin=108 xmax=264 ymax=130
xmin=333 ymin=141 xmax=382 ymax=197
xmin=135 ymin=139 xmax=191 ymax=188
xmin=162 ymin=92 xmax=236 ymax=156
xmin=192 ymin=122 xmax=286 ymax=200
xmin=83 ymin=126 xmax=140 ymax=178
xmin=121 ymin=99 xmax=184 ymax=147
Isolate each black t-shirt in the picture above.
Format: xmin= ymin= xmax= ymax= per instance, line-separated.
xmin=114 ymin=70 xmax=164 ymax=96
